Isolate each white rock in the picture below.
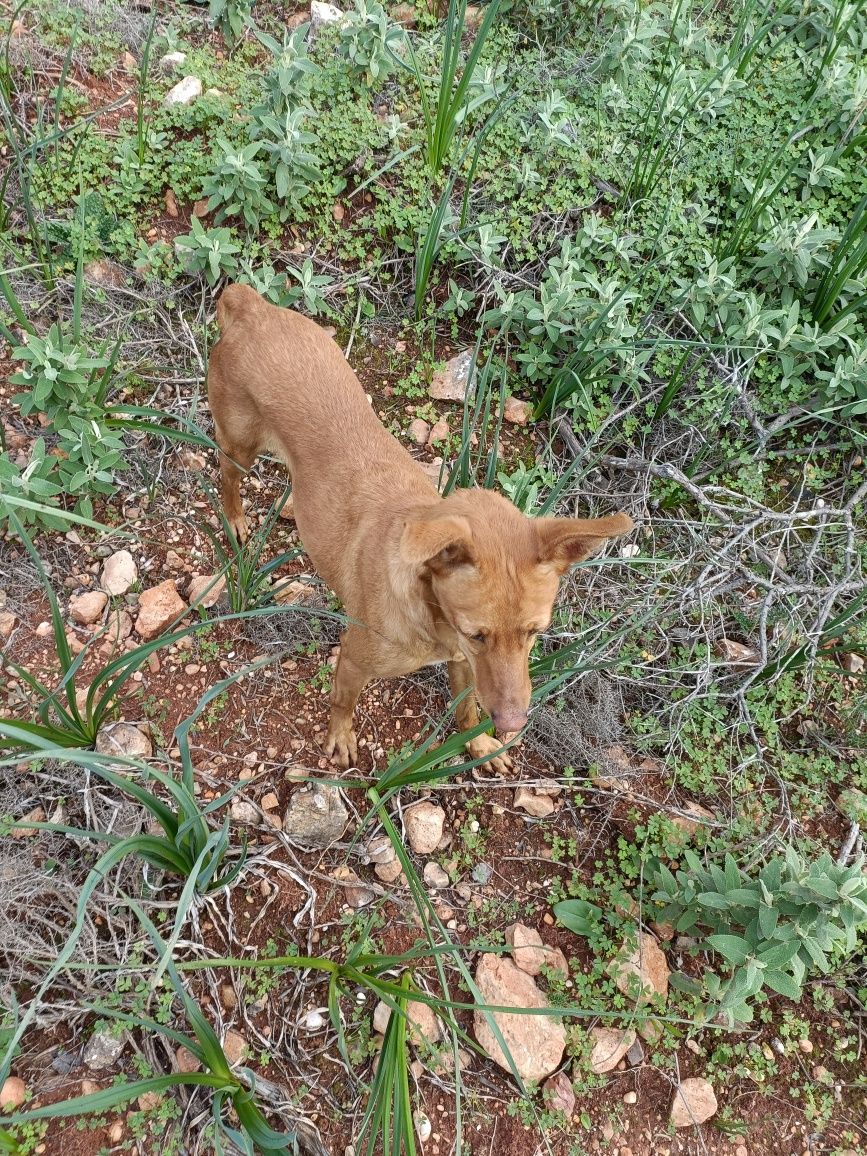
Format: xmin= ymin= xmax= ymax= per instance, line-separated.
xmin=404 ymin=801 xmax=446 ymax=854
xmin=164 ymin=76 xmax=202 ymax=108
xmin=423 ymin=861 xmax=450 ymax=889
xmin=159 ymin=51 xmax=187 ymax=72
xmin=84 ymin=1030 xmax=126 ymax=1070
xmin=429 ymin=349 xmax=474 ymax=403
xmin=101 ymin=550 xmax=138 ymax=596
xmin=302 ymin=1010 xmax=326 ymax=1032
xmin=414 ymin=1112 xmax=432 ymax=1142
xmin=310 ymin=1 xmax=347 ymax=28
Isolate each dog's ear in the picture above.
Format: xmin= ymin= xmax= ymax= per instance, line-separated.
xmin=401 ymin=515 xmax=474 ymax=573
xmin=536 ymin=513 xmax=634 ymax=575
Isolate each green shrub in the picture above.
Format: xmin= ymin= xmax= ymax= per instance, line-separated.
xmin=202 ymin=139 xmax=275 ymax=231
xmin=648 ymin=847 xmax=867 ymax=1026
xmin=334 ymin=0 xmax=406 ymax=88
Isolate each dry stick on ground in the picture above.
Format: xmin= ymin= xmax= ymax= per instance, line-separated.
xmin=550 ymin=411 xmax=865 ymax=838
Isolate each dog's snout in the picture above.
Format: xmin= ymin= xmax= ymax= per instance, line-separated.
xmin=491 ymin=710 xmax=528 ymax=735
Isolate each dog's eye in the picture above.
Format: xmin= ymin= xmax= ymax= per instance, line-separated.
xmin=470 ymin=631 xmax=487 ymax=644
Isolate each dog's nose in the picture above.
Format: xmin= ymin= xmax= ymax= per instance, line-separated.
xmin=492 ymin=711 xmax=527 ymax=735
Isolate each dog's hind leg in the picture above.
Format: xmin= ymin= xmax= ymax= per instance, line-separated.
xmin=214 ymin=422 xmax=259 ymax=543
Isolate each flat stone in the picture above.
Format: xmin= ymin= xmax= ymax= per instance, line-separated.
xmin=135 ymin=580 xmax=187 ymax=639
xmin=610 ymin=931 xmax=669 ymax=1004
xmin=670 ymin=1077 xmax=718 ymax=1127
xmin=408 ymin=418 xmax=430 ymax=445
xmin=588 ymin=1026 xmax=637 ymax=1074
xmin=188 ymin=574 xmax=226 ymax=608
xmin=283 ymin=783 xmax=348 ymax=847
xmin=373 ymin=998 xmax=440 ymax=1045
xmin=503 ymin=397 xmax=532 ymax=425
xmin=429 ymin=350 xmax=474 ymax=403
xmin=670 ymin=801 xmax=716 ymax=837
xmin=514 ymin=786 xmax=555 ymax=817
xmin=310 ymin=0 xmax=348 ymax=28
xmin=230 ymin=800 xmax=259 ymax=824
xmin=83 ymin=1030 xmax=126 ymax=1070
xmin=472 ymin=953 xmax=566 ymax=1083
xmin=222 ymin=1030 xmax=247 ymax=1066
xmin=95 ymin=721 xmax=152 ymax=761
xmin=10 ymin=806 xmax=45 ymax=838
xmin=423 ymin=861 xmax=450 ymax=889
xmin=505 ymin=923 xmax=547 ymax=975
xmin=0 ymin=610 xmax=16 ymax=638
xmin=175 ymin=1046 xmax=200 ymax=1073
xmin=543 ymin=1070 xmax=575 ymax=1116
xmin=715 ymin=638 xmax=759 ymax=665
xmin=159 ymin=51 xmax=187 ymax=71
xmin=367 ymin=835 xmax=397 ymax=864
xmin=333 ymin=865 xmax=375 ymax=908
xmin=375 ymin=858 xmax=405 ymax=884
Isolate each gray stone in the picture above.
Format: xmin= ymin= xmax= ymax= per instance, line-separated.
xmin=159 ymin=51 xmax=187 ymax=72
xmin=83 ymin=1030 xmax=126 ymax=1070
xmin=283 ymin=783 xmax=348 ymax=848
xmin=95 ymin=722 xmax=152 ymax=761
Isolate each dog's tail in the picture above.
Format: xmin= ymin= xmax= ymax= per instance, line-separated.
xmin=216 ymin=282 xmax=261 ymax=333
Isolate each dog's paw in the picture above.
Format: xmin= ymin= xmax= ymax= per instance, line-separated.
xmin=324 ymin=726 xmax=358 ymax=769
xmin=465 ymin=732 xmax=515 ymax=773
xmin=227 ymin=512 xmax=249 ymax=544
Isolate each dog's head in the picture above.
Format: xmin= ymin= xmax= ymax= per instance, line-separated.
xmin=401 ymin=491 xmax=633 ymax=736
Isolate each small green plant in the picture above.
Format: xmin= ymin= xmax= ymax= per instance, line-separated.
xmin=0 ymin=905 xmax=300 ymax=1155
xmin=405 ymin=0 xmax=503 ymax=174
xmin=0 ymin=441 xmax=64 ymax=530
xmin=647 ymin=847 xmax=867 ymax=1025
xmin=196 ymin=491 xmax=304 ymax=612
xmin=283 ymin=257 xmax=333 ymax=315
xmin=335 ymin=0 xmax=406 ymax=88
xmin=252 ymin=106 xmax=322 ymax=214
xmin=175 ymin=218 xmax=242 ymax=286
xmin=202 ymin=139 xmax=275 ymax=230
xmin=209 ymin=0 xmax=256 ymax=46
xmin=254 ymin=25 xmax=321 ymax=115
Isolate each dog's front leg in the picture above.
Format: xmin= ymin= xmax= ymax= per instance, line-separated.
xmin=324 ymin=627 xmax=370 ymax=768
xmin=448 ymin=659 xmax=514 ymax=772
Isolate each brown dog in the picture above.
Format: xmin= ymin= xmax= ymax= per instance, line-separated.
xmin=208 ymin=284 xmax=633 ymax=770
